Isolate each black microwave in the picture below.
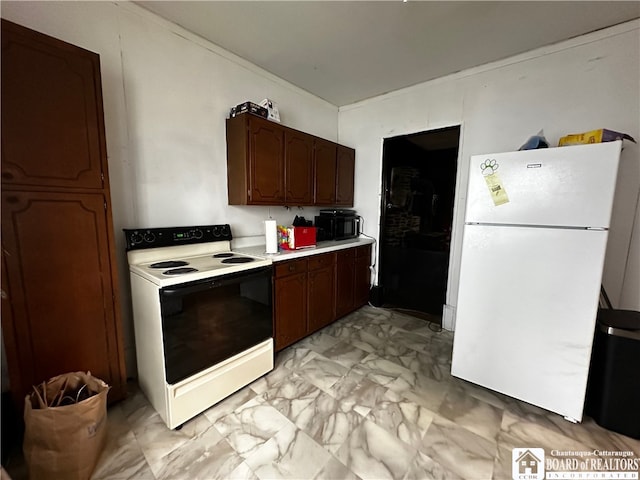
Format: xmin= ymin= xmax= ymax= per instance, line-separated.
xmin=314 ymin=209 xmax=360 ymax=241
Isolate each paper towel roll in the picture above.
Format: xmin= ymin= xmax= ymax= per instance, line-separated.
xmin=265 ymin=220 xmax=278 ymax=254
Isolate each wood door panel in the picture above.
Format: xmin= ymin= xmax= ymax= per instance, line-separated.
xmin=308 ymin=265 xmax=335 ymax=332
xmin=336 ymin=146 xmax=355 ymax=206
xmin=285 ymin=131 xmax=313 ymax=205
xmin=249 ymin=118 xmax=284 ymax=204
xmin=1 ymin=191 xmax=119 ymax=398
xmin=335 ymin=249 xmax=356 ymax=318
xmin=355 ymin=247 xmax=372 ymax=307
xmin=1 ymin=20 xmax=105 ymax=189
xmin=274 ymin=272 xmax=307 ymax=351
xmin=313 ymin=139 xmax=337 ymax=205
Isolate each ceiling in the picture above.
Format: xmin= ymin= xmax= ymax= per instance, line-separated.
xmin=135 ymin=1 xmax=640 ymax=107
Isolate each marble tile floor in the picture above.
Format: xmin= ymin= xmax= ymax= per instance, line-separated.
xmin=4 ymin=305 xmax=639 ymax=480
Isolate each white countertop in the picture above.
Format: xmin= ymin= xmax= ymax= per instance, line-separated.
xmin=235 ymin=236 xmax=375 ymax=262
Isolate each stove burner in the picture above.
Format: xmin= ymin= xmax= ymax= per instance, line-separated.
xmin=150 ymin=260 xmax=189 ymax=269
xmin=163 ymin=267 xmax=198 ymax=275
xmin=221 ymin=257 xmax=254 ymax=264
xmin=213 ymin=253 xmax=234 ymax=258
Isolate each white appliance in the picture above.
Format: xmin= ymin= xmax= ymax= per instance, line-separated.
xmin=125 ymin=224 xmax=274 ymax=429
xmin=451 ymin=141 xmax=622 ymax=422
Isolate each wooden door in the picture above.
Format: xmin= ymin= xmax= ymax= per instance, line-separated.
xmin=274 ymin=271 xmax=308 ymax=351
xmin=313 ymin=138 xmax=337 ymax=205
xmin=1 ymin=20 xmax=126 ymax=407
xmin=335 ymin=145 xmax=355 ymax=207
xmin=248 ymin=116 xmax=285 ymax=204
xmin=284 ymin=130 xmax=313 ymax=205
xmin=1 ymin=20 xmax=105 ymax=190
xmin=335 ymin=248 xmax=356 ymax=318
xmin=307 ymin=254 xmax=336 ymax=332
xmin=354 ymin=245 xmax=372 ymax=307
xmin=1 ymin=191 xmax=125 ymax=405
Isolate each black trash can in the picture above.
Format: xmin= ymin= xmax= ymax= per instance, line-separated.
xmin=586 ymin=309 xmax=640 ymax=439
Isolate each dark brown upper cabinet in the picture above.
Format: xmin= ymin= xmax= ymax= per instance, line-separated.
xmin=226 ymin=114 xmax=285 ymax=205
xmin=336 ymin=145 xmax=355 ymax=206
xmin=1 ymin=22 xmax=105 ymax=190
xmin=313 ymin=138 xmax=338 ymax=205
xmin=226 ymin=113 xmax=354 ymax=207
xmin=285 ymin=130 xmax=314 ymax=205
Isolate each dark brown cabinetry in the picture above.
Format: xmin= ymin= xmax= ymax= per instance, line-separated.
xmin=227 ymin=114 xmax=285 ymax=205
xmin=313 ymin=138 xmax=338 ymax=205
xmin=336 ymin=146 xmax=356 ymax=206
xmin=273 ymin=245 xmax=371 ymax=352
xmin=1 ymin=26 xmax=105 ymax=190
xmin=1 ymin=20 xmax=127 ymax=407
xmin=355 ymin=245 xmax=373 ymax=307
xmin=336 ymin=245 xmax=372 ymax=318
xmin=285 ymin=130 xmax=314 ymax=205
xmin=226 ymin=113 xmax=354 ymax=207
xmin=307 ymin=253 xmax=336 ymax=333
xmin=274 ymin=258 xmax=309 ymax=351
xmin=335 ymin=249 xmax=356 ymax=319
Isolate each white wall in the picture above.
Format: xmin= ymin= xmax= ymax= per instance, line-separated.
xmin=340 ymin=21 xmax=640 ymax=329
xmin=1 ymin=1 xmax=338 ymax=376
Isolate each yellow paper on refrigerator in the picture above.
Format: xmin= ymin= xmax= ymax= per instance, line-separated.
xmin=484 ymin=173 xmax=509 ymax=206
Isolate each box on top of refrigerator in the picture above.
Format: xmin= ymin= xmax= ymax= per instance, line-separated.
xmin=558 ymin=129 xmax=635 ymax=146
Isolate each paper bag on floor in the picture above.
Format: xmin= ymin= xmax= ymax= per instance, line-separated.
xmin=23 ymin=371 xmax=110 ymax=480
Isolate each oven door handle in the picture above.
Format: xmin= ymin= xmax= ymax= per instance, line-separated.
xmin=161 ymin=266 xmax=272 ymax=297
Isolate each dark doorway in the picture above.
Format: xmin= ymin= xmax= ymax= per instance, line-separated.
xmin=377 ymin=126 xmax=460 ymax=319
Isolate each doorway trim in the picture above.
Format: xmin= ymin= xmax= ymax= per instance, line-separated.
xmin=377 ymin=123 xmax=463 ymax=330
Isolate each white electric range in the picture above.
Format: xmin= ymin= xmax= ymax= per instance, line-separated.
xmin=125 ymin=224 xmax=274 ymax=429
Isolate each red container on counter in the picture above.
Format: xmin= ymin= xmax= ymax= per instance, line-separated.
xmin=287 ymin=227 xmax=316 ymax=250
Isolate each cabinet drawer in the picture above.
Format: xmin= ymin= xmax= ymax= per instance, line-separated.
xmin=275 ymin=258 xmax=308 ymax=278
xmin=308 ymin=253 xmax=336 ymax=271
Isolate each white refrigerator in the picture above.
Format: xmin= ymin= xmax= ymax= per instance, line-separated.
xmin=451 ymin=141 xmax=622 ymax=422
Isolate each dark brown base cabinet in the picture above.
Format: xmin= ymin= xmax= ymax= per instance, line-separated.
xmin=226 ymin=113 xmax=355 ymax=207
xmin=1 ymin=20 xmax=127 ymax=408
xmin=307 ymin=254 xmax=336 ymax=333
xmin=274 ymin=258 xmax=309 ymax=351
xmin=336 ymin=245 xmax=372 ymax=319
xmin=274 ymin=245 xmax=371 ymax=352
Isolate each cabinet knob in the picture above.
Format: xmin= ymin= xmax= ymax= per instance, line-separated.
xmin=288 ymin=264 xmax=295 ymax=272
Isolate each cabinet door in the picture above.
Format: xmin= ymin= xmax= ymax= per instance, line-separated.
xmin=335 ymin=146 xmax=355 ymax=207
xmin=308 ymin=255 xmax=336 ymax=332
xmin=249 ymin=116 xmax=285 ymax=204
xmin=284 ymin=130 xmax=314 ymax=205
xmin=354 ymin=246 xmax=372 ymax=308
xmin=313 ymin=138 xmax=337 ymax=205
xmin=274 ymin=272 xmax=308 ymax=351
xmin=335 ymin=249 xmax=356 ymax=318
xmin=1 ymin=19 xmax=105 ymax=189
xmin=1 ymin=190 xmax=125 ymax=406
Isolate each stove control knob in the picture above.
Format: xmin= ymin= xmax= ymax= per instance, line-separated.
xmin=212 ymin=226 xmax=221 ymax=237
xmin=130 ymin=232 xmax=143 ymax=245
xmin=220 ymin=225 xmax=231 ymax=237
xmin=143 ymin=232 xmax=156 ymax=243
xmin=193 ymin=229 xmax=203 ymax=239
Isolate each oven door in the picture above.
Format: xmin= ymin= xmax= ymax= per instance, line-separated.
xmin=159 ymin=265 xmax=273 ymax=384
